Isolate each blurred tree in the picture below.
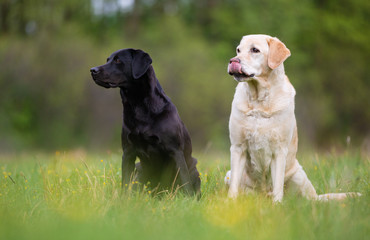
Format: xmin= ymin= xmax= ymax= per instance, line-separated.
xmin=296 ymin=0 xmax=370 ymax=145
xmin=0 ymin=0 xmax=92 ymax=35
xmin=0 ymin=0 xmax=10 ymax=33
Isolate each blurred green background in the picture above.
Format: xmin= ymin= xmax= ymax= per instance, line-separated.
xmin=0 ymin=0 xmax=369 ymax=152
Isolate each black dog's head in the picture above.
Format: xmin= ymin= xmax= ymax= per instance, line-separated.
xmin=90 ymin=49 xmax=152 ymax=88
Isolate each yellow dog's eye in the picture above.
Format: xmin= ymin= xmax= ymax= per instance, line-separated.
xmin=251 ymin=47 xmax=260 ymax=53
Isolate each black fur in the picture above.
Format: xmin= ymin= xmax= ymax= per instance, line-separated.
xmin=90 ymin=49 xmax=201 ymax=196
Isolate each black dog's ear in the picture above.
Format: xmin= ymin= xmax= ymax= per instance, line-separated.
xmin=131 ymin=49 xmax=152 ymax=79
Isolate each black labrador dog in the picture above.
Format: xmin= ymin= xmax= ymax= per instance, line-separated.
xmin=90 ymin=49 xmax=201 ymax=196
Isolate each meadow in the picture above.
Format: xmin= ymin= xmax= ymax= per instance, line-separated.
xmin=0 ymin=149 xmax=368 ymax=240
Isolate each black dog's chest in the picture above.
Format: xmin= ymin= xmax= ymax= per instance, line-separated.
xmin=128 ymin=131 xmax=160 ymax=148
xmin=128 ymin=132 xmax=173 ymax=169
xmin=127 ymin=131 xmax=166 ymax=158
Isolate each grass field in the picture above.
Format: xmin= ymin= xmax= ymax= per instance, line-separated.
xmin=0 ymin=149 xmax=369 ymax=240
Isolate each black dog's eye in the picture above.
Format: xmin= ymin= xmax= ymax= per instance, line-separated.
xmin=237 ymin=48 xmax=241 ymax=53
xmin=114 ymin=57 xmax=121 ymax=64
xmin=251 ymin=47 xmax=260 ymax=53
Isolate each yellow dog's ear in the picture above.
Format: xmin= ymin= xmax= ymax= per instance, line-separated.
xmin=268 ymin=37 xmax=291 ymax=69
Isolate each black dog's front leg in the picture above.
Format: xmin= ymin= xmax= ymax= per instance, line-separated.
xmin=121 ymin=149 xmax=136 ymax=186
xmin=172 ymin=151 xmax=195 ymax=195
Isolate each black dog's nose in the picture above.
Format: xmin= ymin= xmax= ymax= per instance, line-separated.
xmin=90 ymin=67 xmax=99 ymax=74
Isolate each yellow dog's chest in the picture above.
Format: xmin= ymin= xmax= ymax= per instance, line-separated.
xmin=241 ymin=110 xmax=290 ymax=180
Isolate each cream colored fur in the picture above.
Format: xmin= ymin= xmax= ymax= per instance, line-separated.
xmin=225 ymin=34 xmax=360 ymax=202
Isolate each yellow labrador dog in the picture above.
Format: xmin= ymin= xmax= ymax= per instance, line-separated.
xmin=225 ymin=34 xmax=360 ymax=202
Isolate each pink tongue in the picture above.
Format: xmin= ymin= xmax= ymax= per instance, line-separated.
xmin=229 ymin=62 xmax=242 ymax=74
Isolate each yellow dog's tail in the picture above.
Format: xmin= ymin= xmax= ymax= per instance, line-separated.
xmin=317 ymin=192 xmax=361 ymax=201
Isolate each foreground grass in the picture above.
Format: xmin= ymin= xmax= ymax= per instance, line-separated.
xmin=0 ymin=150 xmax=369 ymax=240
